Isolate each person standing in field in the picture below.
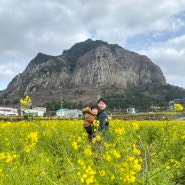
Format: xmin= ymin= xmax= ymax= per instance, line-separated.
xmin=96 ymin=98 xmax=109 ymax=134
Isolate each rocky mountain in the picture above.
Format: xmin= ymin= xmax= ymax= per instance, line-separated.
xmin=0 ymin=39 xmax=166 ymax=107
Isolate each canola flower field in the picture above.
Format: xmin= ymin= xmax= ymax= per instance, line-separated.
xmin=0 ymin=119 xmax=185 ymax=185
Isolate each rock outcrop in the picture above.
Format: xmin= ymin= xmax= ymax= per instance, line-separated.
xmin=0 ymin=39 xmax=166 ymax=106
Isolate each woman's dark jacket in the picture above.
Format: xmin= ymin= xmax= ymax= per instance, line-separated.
xmin=96 ymin=109 xmax=109 ymax=131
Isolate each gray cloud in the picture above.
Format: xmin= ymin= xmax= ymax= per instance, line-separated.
xmin=1 ymin=0 xmax=185 ymax=90
xmin=138 ymin=35 xmax=185 ymax=88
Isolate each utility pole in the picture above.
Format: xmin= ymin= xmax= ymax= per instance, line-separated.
xmin=3 ymin=99 xmax=6 ymax=107
xmin=61 ymin=95 xmax=63 ymax=109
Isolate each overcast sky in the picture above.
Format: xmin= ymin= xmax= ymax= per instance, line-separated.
xmin=1 ymin=0 xmax=185 ymax=90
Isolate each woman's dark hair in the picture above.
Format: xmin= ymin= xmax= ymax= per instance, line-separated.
xmin=90 ymin=105 xmax=99 ymax=110
xmin=97 ymin=98 xmax=107 ymax=105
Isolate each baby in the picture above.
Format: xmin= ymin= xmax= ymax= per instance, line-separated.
xmin=82 ymin=105 xmax=98 ymax=142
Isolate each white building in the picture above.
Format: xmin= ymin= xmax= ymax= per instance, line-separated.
xmin=56 ymin=109 xmax=69 ymax=117
xmin=23 ymin=107 xmax=46 ymax=116
xmin=56 ymin=109 xmax=82 ymax=118
xmin=0 ymin=107 xmax=18 ymax=116
xmin=127 ymin=108 xmax=136 ymax=114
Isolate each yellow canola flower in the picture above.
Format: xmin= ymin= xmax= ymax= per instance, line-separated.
xmin=80 ymin=178 xmax=85 ymax=183
xmin=6 ymin=155 xmax=14 ymax=163
xmin=111 ymin=149 xmax=121 ymax=159
xmin=24 ymin=132 xmax=38 ymax=153
xmin=26 ymin=132 xmax=38 ymax=143
xmin=24 ymin=145 xmax=32 ymax=153
xmin=25 ymin=95 xmax=31 ymax=102
xmin=93 ymin=120 xmax=100 ymax=127
xmin=115 ymin=128 xmax=125 ymax=135
xmin=132 ymin=122 xmax=139 ymax=130
xmin=128 ymin=156 xmax=134 ymax=161
xmin=111 ymin=174 xmax=115 ymax=180
xmin=20 ymin=96 xmax=32 ymax=105
xmin=86 ymin=176 xmax=95 ymax=185
xmin=133 ymin=148 xmax=141 ymax=156
xmin=77 ymin=171 xmax=81 ymax=177
xmin=166 ymin=165 xmax=170 ymax=169
xmin=181 ymin=135 xmax=185 ymax=139
xmin=72 ymin=142 xmax=79 ymax=150
xmin=118 ymin=167 xmax=125 ymax=173
xmin=24 ymin=143 xmax=37 ymax=153
xmin=119 ymin=170 xmax=136 ymax=183
xmin=0 ymin=152 xmax=18 ymax=163
xmin=103 ymin=152 xmax=112 ymax=162
xmin=174 ymin=103 xmax=184 ymax=111
xmin=77 ymin=159 xmax=85 ymax=166
xmin=79 ymin=165 xmax=96 ymax=185
xmin=0 ymin=152 xmax=6 ymax=160
xmin=99 ymin=170 xmax=106 ymax=177
xmin=92 ymin=139 xmax=96 ymax=144
xmin=125 ymin=174 xmax=136 ymax=183
xmin=77 ymin=136 xmax=83 ymax=143
xmin=84 ymin=147 xmax=92 ymax=156
xmin=85 ymin=166 xmax=96 ymax=175
xmin=20 ymin=98 xmax=26 ymax=105
xmin=81 ymin=174 xmax=88 ymax=183
xmin=0 ymin=122 xmax=13 ymax=129
xmin=133 ymin=144 xmax=141 ymax=156
xmin=133 ymin=160 xmax=141 ymax=171
xmin=96 ymin=135 xmax=101 ymax=141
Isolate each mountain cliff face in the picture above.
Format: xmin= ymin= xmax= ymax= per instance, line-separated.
xmin=0 ymin=39 xmax=166 ymax=106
